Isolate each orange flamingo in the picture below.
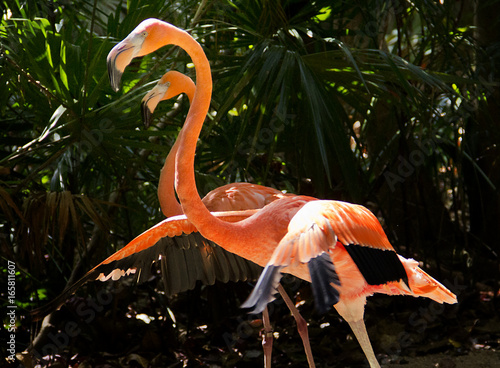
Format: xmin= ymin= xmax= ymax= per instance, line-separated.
xmin=141 ymin=70 xmax=315 ymax=367
xmin=107 ymin=19 xmax=457 ymax=368
xmin=33 ymin=71 xmax=315 ymax=367
xmin=141 ymin=71 xmax=290 ymax=218
xmin=30 ymin=72 xmax=265 ymax=315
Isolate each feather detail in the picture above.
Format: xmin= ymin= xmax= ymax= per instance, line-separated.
xmin=241 ymin=264 xmax=283 ymax=314
xmin=344 ymin=243 xmax=408 ymax=287
xmin=31 ymin=212 xmax=262 ymax=321
xmin=308 ymin=252 xmax=341 ymax=313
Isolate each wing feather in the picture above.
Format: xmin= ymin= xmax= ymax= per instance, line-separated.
xmin=245 ymin=200 xmax=408 ymax=314
xmin=31 ymin=212 xmax=261 ymax=321
xmin=308 ymin=253 xmax=341 ymax=313
xmin=240 ymin=264 xmax=283 ymax=314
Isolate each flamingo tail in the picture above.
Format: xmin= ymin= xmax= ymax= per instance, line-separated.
xmin=400 ymin=256 xmax=457 ymax=304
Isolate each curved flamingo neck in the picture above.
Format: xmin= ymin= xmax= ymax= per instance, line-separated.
xmin=159 ymin=84 xmax=194 ymax=217
xmin=147 ymin=22 xmax=240 ymax=244
xmin=159 ymin=128 xmax=183 ymax=217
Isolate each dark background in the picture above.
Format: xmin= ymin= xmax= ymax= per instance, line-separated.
xmin=1 ymin=0 xmax=499 ymax=366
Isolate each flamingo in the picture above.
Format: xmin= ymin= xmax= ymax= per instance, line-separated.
xmin=106 ymin=19 xmax=458 ymax=368
xmin=29 ymin=72 xmax=264 ymax=319
xmin=141 ymin=70 xmax=316 ymax=366
xmin=140 ymin=71 xmax=291 ymax=218
xmin=32 ymin=71 xmax=316 ymax=367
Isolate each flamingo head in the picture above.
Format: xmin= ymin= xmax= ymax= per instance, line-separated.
xmin=107 ymin=18 xmax=176 ymax=92
xmin=141 ymin=71 xmax=195 ymax=127
xmin=141 ymin=76 xmax=171 ymax=128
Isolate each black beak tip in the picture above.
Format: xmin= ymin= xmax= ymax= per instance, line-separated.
xmin=109 ymin=71 xmax=122 ymax=93
xmin=107 ymin=60 xmax=123 ymax=92
xmin=141 ymin=102 xmax=152 ymax=128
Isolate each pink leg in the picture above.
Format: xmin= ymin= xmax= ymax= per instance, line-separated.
xmin=347 ymin=319 xmax=380 ymax=368
xmin=262 ymin=306 xmax=273 ymax=368
xmin=335 ymin=298 xmax=381 ymax=368
xmin=277 ymin=284 xmax=316 ymax=368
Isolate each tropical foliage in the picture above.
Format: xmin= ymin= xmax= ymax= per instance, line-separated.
xmin=1 ymin=0 xmax=498 ymax=367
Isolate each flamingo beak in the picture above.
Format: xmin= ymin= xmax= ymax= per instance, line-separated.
xmin=107 ymin=41 xmax=134 ymax=92
xmin=141 ymin=82 xmax=170 ymax=128
xmin=141 ymin=94 xmax=155 ymax=128
xmin=107 ymin=32 xmax=147 ymax=92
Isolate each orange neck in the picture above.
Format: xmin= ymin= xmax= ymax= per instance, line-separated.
xmin=149 ymin=22 xmax=241 ymax=245
xmin=158 ymin=131 xmax=183 ymax=217
xmin=159 ymin=85 xmax=194 ymax=217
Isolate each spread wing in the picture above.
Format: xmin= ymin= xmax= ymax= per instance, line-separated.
xmin=31 ymin=211 xmax=262 ymax=321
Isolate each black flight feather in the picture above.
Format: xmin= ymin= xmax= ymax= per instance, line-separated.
xmin=344 ymin=244 xmax=409 ymax=287
xmin=241 ymin=264 xmax=284 ymax=314
xmin=31 ymin=232 xmax=262 ymax=321
xmin=308 ymin=252 xmax=341 ymax=314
